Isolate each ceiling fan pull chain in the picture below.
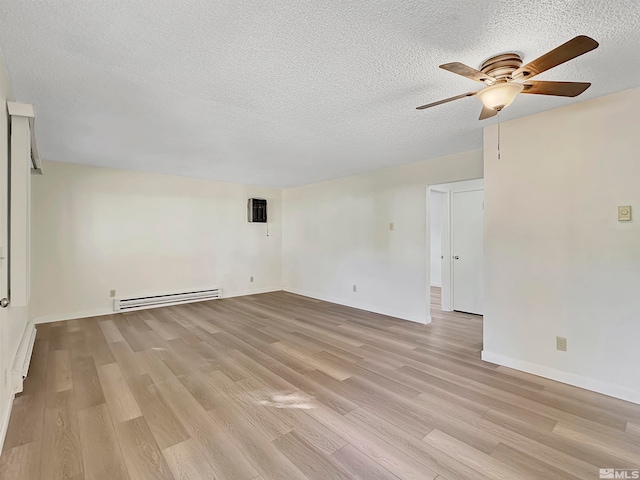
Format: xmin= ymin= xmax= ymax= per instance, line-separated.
xmin=497 ymin=113 xmax=501 ymax=160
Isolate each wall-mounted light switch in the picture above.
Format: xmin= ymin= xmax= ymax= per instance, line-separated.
xmin=618 ymin=206 xmax=632 ymax=222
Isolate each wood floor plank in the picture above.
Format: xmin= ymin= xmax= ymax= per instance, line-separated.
xmin=97 ymin=363 xmax=142 ymax=423
xmin=115 ymin=416 xmax=174 ymax=480
xmin=153 ymin=377 xmax=259 ymax=480
xmin=0 ymin=442 xmax=41 ymax=480
xmin=491 ymin=443 xmax=583 ymax=480
xmin=99 ymin=319 xmax=126 ymax=343
xmin=2 ymin=394 xmax=44 ymax=451
xmin=206 ymin=404 xmax=309 ymax=480
xmin=306 ymin=403 xmax=439 ymax=480
xmin=83 ymin=321 xmax=117 ymax=366
xmin=345 ymin=407 xmax=494 ymax=480
xmin=552 ymin=421 xmax=640 ymax=465
xmin=331 ymin=444 xmax=400 ymax=480
xmin=258 ymin=363 xmax=358 ymax=415
xmin=203 ymin=369 xmax=293 ymax=441
xmin=47 ymin=326 xmax=68 ymax=352
xmin=134 ymin=349 xmax=177 ymax=384
xmin=306 ymin=369 xmax=433 ymax=440
xmin=40 ymin=390 xmax=84 ymax=480
xmin=144 ymin=317 xmax=180 ymax=341
xmin=237 ymin=376 xmax=347 ymax=455
xmin=71 ymin=355 xmax=106 ymax=411
xmin=274 ymin=341 xmax=353 ymax=381
xmin=115 ymin=318 xmax=154 ymax=352
xmin=422 ymin=429 xmax=533 ymax=480
xmin=3 ymin=289 xmax=640 ymax=480
xmin=177 ymin=372 xmax=228 ymax=411
xmin=162 ymin=439 xmax=219 ymax=480
xmin=476 ymin=407 xmax=638 ymax=477
xmin=77 ymin=403 xmax=129 ymax=480
xmin=126 ymin=374 xmax=190 ymax=450
xmin=107 ymin=340 xmax=147 ymax=378
xmin=627 ymin=422 xmax=640 ymax=436
xmin=49 ymin=350 xmax=73 ymax=392
xmin=273 ymin=431 xmax=352 ymax=480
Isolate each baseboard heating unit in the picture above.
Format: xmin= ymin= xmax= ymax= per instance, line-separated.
xmin=113 ymin=288 xmax=222 ymax=311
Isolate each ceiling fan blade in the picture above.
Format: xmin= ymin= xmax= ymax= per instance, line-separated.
xmin=522 ymin=81 xmax=591 ymax=97
xmin=416 ymin=91 xmax=477 ymax=110
xmin=479 ymin=106 xmax=498 ymax=120
xmin=440 ymin=62 xmax=495 ymax=84
xmin=513 ymin=35 xmax=599 ymax=80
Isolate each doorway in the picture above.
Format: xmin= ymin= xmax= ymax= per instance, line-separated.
xmin=428 ymin=179 xmax=484 ymax=317
xmin=429 ymin=189 xmax=447 ymax=314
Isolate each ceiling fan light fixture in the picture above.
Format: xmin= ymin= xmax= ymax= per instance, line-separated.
xmin=477 ymin=82 xmax=524 ymax=111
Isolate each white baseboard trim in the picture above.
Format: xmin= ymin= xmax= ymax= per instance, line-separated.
xmin=221 ymin=286 xmax=282 ymax=299
xmin=481 ymin=350 xmax=640 ymax=405
xmin=32 ymin=287 xmax=284 ymax=324
xmin=283 ymin=287 xmax=428 ymax=324
xmin=1 ymin=321 xmax=38 ymax=452
xmin=11 ymin=321 xmax=37 ymax=394
xmin=0 ymin=389 xmax=15 ymax=455
xmin=34 ymin=307 xmax=115 ymax=324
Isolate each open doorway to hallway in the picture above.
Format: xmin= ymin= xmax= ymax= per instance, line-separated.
xmin=429 ymin=179 xmax=484 ymax=318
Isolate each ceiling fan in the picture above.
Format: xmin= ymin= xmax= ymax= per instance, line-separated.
xmin=416 ymin=36 xmax=599 ymax=120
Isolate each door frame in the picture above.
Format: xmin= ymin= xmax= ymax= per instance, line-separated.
xmin=427 ymin=179 xmax=483 ymax=318
xmin=428 ymin=187 xmax=452 ymax=312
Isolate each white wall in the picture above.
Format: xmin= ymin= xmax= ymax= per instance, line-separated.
xmin=429 ymin=191 xmax=443 ymax=287
xmin=483 ymin=87 xmax=640 ymax=404
xmin=31 ymin=161 xmax=283 ymax=321
xmin=282 ymin=150 xmax=483 ymax=323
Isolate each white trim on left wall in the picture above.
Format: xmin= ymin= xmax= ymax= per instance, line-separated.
xmin=0 ymin=390 xmax=14 ymax=455
xmin=0 ymin=320 xmax=37 ymax=452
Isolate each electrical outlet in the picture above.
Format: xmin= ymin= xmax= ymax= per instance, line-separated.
xmin=250 ymin=276 xmax=254 ymax=283
xmin=389 ymin=222 xmax=395 ymax=231
xmin=556 ymin=336 xmax=567 ymax=352
xmin=618 ymin=205 xmax=632 ymax=221
xmin=110 ymin=289 xmax=116 ymax=298
xmin=353 ymin=285 xmax=357 ymax=292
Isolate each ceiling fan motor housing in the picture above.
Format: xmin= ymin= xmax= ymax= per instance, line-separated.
xmin=480 ymin=53 xmax=523 ymax=82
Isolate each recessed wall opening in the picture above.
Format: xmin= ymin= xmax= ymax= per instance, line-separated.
xmin=428 ymin=179 xmax=484 ymax=319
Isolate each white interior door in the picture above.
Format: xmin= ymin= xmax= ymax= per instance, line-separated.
xmin=452 ymin=189 xmax=484 ymax=315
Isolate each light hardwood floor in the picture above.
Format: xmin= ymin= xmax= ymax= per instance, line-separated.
xmin=1 ymin=289 xmax=639 ymax=479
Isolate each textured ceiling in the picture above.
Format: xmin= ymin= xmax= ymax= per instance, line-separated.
xmin=1 ymin=1 xmax=640 ymax=187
